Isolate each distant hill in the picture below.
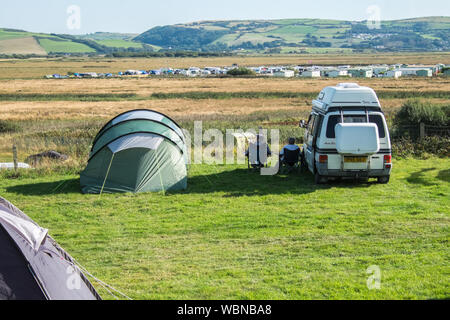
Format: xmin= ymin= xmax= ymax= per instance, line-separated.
xmin=1 ymin=17 xmax=449 ymax=55
xmin=76 ymin=32 xmax=139 ymax=41
xmin=135 ymin=16 xmax=450 ymax=53
xmin=0 ymin=29 xmax=150 ymax=55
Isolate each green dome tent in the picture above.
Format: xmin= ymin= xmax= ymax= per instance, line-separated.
xmin=80 ymin=109 xmax=187 ymax=194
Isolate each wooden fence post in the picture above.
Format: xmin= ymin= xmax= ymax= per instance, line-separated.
xmin=12 ymin=144 xmax=18 ymax=172
xmin=419 ymin=123 xmax=425 ymax=139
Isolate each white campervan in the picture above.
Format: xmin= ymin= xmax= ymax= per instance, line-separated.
xmin=300 ymin=83 xmax=392 ymax=184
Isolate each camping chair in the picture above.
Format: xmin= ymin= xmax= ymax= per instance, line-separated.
xmin=247 ymin=142 xmax=271 ymax=171
xmin=280 ymin=148 xmax=301 ymax=173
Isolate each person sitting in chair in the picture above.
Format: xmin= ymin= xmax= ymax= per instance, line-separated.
xmin=245 ymin=134 xmax=272 ymax=169
xmin=279 ymin=137 xmax=301 ymax=167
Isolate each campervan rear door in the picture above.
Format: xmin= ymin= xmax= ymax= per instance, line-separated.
xmin=304 ymin=113 xmax=320 ymax=171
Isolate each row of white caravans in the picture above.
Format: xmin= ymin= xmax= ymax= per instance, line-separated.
xmin=301 ymin=83 xmax=392 ymax=184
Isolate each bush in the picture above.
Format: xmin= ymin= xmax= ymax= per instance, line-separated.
xmin=394 ymin=99 xmax=448 ymax=127
xmin=226 ymin=67 xmax=256 ymax=76
xmin=392 ymin=136 xmax=450 ymax=158
xmin=0 ymin=120 xmax=21 ymax=133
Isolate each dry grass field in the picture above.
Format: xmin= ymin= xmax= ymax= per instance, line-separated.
xmin=1 ymin=77 xmax=450 ymax=95
xmin=0 ymin=98 xmax=305 ymax=120
xmin=0 ymin=76 xmax=448 ymax=121
xmin=0 ymin=37 xmax=47 ymax=55
xmin=0 ymin=96 xmax=449 ymax=122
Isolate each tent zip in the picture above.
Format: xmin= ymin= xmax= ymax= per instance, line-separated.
xmin=99 ymin=152 xmax=115 ymax=196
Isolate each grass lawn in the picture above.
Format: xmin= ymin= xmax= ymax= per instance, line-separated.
xmin=0 ymin=158 xmax=448 ymax=299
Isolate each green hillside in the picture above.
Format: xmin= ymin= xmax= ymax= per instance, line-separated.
xmin=135 ymin=16 xmax=450 ymax=52
xmin=0 ymin=28 xmax=54 ymax=41
xmin=1 ymin=17 xmax=449 ymax=55
xmin=76 ymin=32 xmax=139 ymax=41
xmin=75 ymin=32 xmax=147 ymax=49
xmin=0 ymin=29 xmax=151 ymax=55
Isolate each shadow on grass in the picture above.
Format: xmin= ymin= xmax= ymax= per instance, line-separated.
xmin=437 ymin=169 xmax=449 ymax=183
xmin=6 ymin=168 xmax=380 ymax=197
xmin=6 ymin=178 xmax=80 ymax=195
xmin=183 ymin=167 xmax=375 ymax=197
xmin=407 ymin=168 xmax=437 ymax=186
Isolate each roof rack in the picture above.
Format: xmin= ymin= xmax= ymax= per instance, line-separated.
xmin=312 ymin=84 xmax=381 ymax=112
xmin=337 ymin=82 xmax=360 ymax=88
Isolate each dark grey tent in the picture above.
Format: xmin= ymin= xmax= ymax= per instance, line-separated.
xmin=80 ymin=109 xmax=188 ymax=194
xmin=0 ymin=197 xmax=101 ymax=300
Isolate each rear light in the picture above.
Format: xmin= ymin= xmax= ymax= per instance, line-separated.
xmin=319 ymin=155 xmax=328 ymax=163
xmin=384 ymin=155 xmax=392 ymax=169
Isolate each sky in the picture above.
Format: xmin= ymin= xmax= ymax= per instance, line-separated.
xmin=1 ymin=0 xmax=449 ymax=34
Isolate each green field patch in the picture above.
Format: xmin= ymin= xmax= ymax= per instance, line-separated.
xmin=38 ymin=38 xmax=96 ymax=53
xmin=315 ymin=27 xmax=349 ymax=36
xmin=0 ymin=29 xmax=29 ymax=40
xmin=272 ymin=19 xmax=312 ymax=25
xmin=213 ymin=33 xmax=240 ymax=44
xmin=271 ymin=25 xmax=318 ymax=35
xmin=228 ymin=33 xmax=278 ymax=45
xmin=95 ymin=39 xmax=143 ymax=48
xmin=0 ymin=29 xmax=61 ymax=41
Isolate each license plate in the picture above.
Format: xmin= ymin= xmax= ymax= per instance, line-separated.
xmin=344 ymin=156 xmax=367 ymax=163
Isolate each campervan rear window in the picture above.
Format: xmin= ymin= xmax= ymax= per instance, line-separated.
xmin=326 ymin=115 xmax=386 ymax=138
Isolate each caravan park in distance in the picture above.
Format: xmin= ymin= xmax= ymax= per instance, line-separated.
xmin=0 ymin=51 xmax=448 ymax=300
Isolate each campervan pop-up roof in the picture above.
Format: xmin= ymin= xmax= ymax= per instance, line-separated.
xmin=312 ymin=83 xmax=381 ymax=113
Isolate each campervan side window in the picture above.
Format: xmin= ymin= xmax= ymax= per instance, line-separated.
xmin=326 ymin=115 xmax=386 ymax=138
xmin=368 ymin=115 xmax=386 ymax=138
xmin=307 ymin=114 xmax=317 ymax=133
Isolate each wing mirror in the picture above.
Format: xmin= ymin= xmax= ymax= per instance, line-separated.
xmin=299 ymin=120 xmax=306 ymax=128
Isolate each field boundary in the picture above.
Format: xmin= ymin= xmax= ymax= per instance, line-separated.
xmin=1 ymin=90 xmax=449 ymax=101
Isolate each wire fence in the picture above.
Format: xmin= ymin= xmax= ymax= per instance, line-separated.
xmin=392 ymin=123 xmax=450 ymax=140
xmin=425 ymin=125 xmax=450 ymax=137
